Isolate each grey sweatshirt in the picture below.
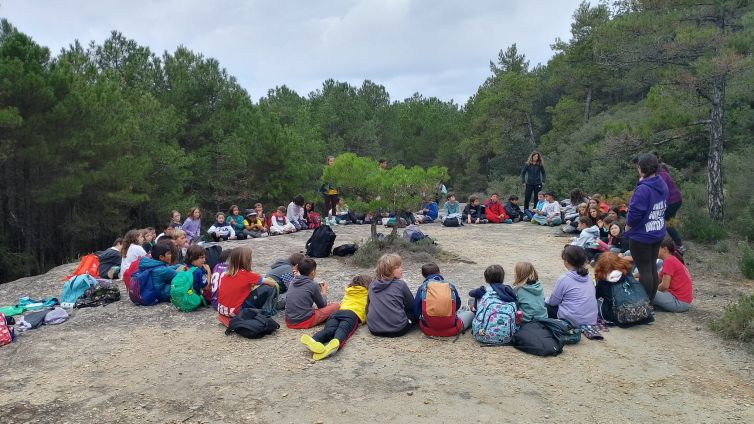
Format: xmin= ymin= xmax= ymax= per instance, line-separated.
xmin=285 ymin=275 xmax=327 ymax=324
xmin=366 ymin=278 xmax=414 ymax=333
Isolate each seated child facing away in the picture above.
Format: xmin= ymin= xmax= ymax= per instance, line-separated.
xmin=97 ymin=238 xmax=122 ymax=280
xmin=137 ymin=242 xmax=178 ymax=303
xmin=416 ymin=197 xmax=439 ymax=224
xmin=210 ymin=248 xmax=233 ymax=310
xmin=413 ymin=263 xmax=474 ymax=337
xmin=531 ymin=192 xmax=562 ymax=226
xmin=300 ymin=275 xmax=371 ymax=360
xmin=524 ymin=192 xmax=546 ymax=221
xmin=468 ymin=264 xmax=517 ymax=310
xmin=285 ymin=258 xmax=340 ymax=329
xmin=270 ymin=206 xmax=296 ymax=235
xmin=243 ymin=210 xmax=268 ymax=238
xmin=366 ymin=254 xmax=417 ymax=337
xmin=462 ymin=195 xmax=487 ymax=224
xmin=216 ymin=246 xmax=278 ymax=324
xmin=184 ymin=245 xmax=211 ymax=299
xmin=504 ymin=195 xmax=524 ymax=223
xmin=208 ymin=212 xmax=237 ymax=242
xmin=512 ymin=262 xmax=547 ymax=322
xmin=654 ymin=237 xmax=693 ymax=313
xmin=546 ymin=245 xmax=597 ymax=326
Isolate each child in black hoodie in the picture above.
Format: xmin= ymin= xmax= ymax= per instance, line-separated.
xmin=504 ymin=195 xmax=524 ymax=223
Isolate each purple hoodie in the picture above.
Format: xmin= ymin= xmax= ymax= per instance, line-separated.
xmin=547 ymin=270 xmax=597 ymax=326
xmin=625 ymin=175 xmax=668 ymax=244
xmin=658 ymin=164 xmax=682 ymax=204
xmin=182 ymin=218 xmax=201 ymax=243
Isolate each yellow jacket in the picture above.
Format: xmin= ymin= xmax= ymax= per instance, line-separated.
xmin=340 ymin=285 xmax=368 ymax=324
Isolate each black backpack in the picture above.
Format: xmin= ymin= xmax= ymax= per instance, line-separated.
xmin=442 ymin=216 xmax=461 ymax=227
xmin=332 ymin=243 xmax=358 ymax=256
xmin=225 ymin=309 xmax=279 ymax=339
xmin=539 ymin=318 xmax=581 ymax=345
xmin=305 ymin=225 xmax=336 ymax=258
xmin=203 ymin=244 xmax=223 ymax=270
xmin=512 ymin=321 xmax=564 ymax=356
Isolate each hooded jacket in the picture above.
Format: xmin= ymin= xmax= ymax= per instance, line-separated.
xmin=462 ymin=203 xmax=484 ymax=221
xmin=504 ymin=201 xmax=523 ymax=220
xmin=626 ymin=175 xmax=668 ymax=244
xmin=138 ymin=256 xmax=177 ymax=302
xmin=658 ymin=164 xmax=682 ymax=204
xmin=285 ymin=275 xmax=328 ymax=324
xmin=571 ymin=225 xmax=600 ymax=248
xmin=548 ymin=270 xmax=597 ymax=326
xmin=366 ymin=278 xmax=414 ymax=334
xmin=412 ymin=274 xmax=461 ymax=319
xmin=421 ymin=202 xmax=439 ymax=220
xmin=484 ymin=200 xmax=509 ymax=222
xmin=340 ymin=285 xmax=369 ymax=323
xmin=515 ymin=281 xmax=548 ymax=322
xmin=266 ymin=258 xmax=293 ymax=290
xmin=469 ymin=283 xmax=517 ymax=310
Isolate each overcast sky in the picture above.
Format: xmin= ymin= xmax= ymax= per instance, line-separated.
xmin=2 ymin=0 xmax=585 ymax=104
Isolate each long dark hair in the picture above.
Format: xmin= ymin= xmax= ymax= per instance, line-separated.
xmin=562 ymin=245 xmax=589 ymax=276
xmin=527 ymin=151 xmax=543 ymax=166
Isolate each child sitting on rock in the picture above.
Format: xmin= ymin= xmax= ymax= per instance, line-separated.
xmin=300 ymin=275 xmax=371 ymax=360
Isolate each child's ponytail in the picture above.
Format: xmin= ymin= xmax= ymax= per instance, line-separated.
xmin=660 ymin=236 xmax=685 ymax=264
xmin=562 ymin=245 xmax=589 ymax=276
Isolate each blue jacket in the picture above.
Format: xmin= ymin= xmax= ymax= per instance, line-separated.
xmin=422 ymin=202 xmax=439 ymax=220
xmin=138 ymin=257 xmax=178 ymax=302
xmin=626 ymin=175 xmax=668 ymax=244
xmin=413 ymin=274 xmax=461 ymax=317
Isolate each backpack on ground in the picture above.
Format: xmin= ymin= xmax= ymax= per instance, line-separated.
xmin=512 ymin=321 xmax=564 ymax=356
xmin=203 ymin=244 xmax=223 ymax=271
xmin=305 ymin=225 xmax=336 ymax=258
xmin=122 ymin=257 xmax=141 ymax=286
xmin=63 ymin=253 xmax=100 ymax=280
xmin=308 ymin=212 xmax=321 ymax=229
xmin=384 ymin=217 xmax=407 ymax=228
xmin=418 ymin=279 xmax=462 ymax=337
xmin=171 ymin=267 xmax=206 ymax=312
xmin=0 ymin=313 xmax=15 ymax=346
xmin=403 ymin=225 xmax=427 ymax=243
xmin=607 ymin=274 xmax=654 ymax=326
xmin=332 ymin=243 xmax=358 ymax=256
xmin=539 ymin=318 xmax=581 ymax=345
xmin=127 ymin=268 xmax=161 ymax=306
xmin=224 ymin=308 xmax=279 ymax=339
xmin=60 ymin=274 xmax=98 ymax=307
xmin=471 ymin=287 xmax=517 ymax=345
xmin=74 ymin=279 xmax=121 ymax=308
xmin=442 ymin=216 xmax=462 ymax=227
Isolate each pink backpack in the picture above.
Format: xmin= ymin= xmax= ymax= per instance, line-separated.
xmin=0 ymin=313 xmax=14 ymax=346
xmin=308 ymin=212 xmax=321 ymax=229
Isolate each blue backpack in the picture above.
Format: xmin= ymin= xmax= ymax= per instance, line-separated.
xmin=127 ymin=268 xmax=160 ymax=306
xmin=60 ymin=274 xmax=97 ymax=307
xmin=471 ymin=287 xmax=517 ymax=345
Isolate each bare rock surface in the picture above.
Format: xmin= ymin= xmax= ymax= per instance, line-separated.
xmin=1 ymin=223 xmax=753 ymax=423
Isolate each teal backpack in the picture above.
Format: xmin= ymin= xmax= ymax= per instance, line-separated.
xmin=170 ymin=267 xmax=205 ymax=312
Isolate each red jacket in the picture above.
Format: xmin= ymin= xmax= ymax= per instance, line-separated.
xmin=484 ymin=200 xmax=509 ymax=221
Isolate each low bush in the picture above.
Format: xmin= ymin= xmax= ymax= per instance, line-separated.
xmin=739 ymin=242 xmax=754 ymax=279
xmin=710 ymin=293 xmax=754 ymax=348
xmin=681 ymin=211 xmax=727 ymax=243
xmin=352 ymin=236 xmax=454 ymax=268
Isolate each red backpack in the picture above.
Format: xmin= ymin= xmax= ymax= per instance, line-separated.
xmin=307 ymin=212 xmax=321 ymax=229
xmin=63 ymin=253 xmax=100 ymax=280
xmin=418 ymin=278 xmax=462 ymax=337
xmin=0 ymin=313 xmax=14 ymax=346
xmin=122 ymin=257 xmax=141 ymax=288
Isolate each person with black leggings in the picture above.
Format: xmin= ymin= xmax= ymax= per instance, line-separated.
xmin=625 ymin=153 xmax=668 ymax=300
xmin=520 ymin=151 xmax=546 ymax=211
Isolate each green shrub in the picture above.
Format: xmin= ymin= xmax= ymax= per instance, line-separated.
xmin=740 ymin=242 xmax=754 ymax=279
xmin=710 ymin=294 xmax=754 ymax=347
xmin=681 ymin=211 xmax=727 ymax=243
xmin=352 ymin=236 xmax=449 ymax=268
xmin=714 ymin=240 xmax=729 ymax=253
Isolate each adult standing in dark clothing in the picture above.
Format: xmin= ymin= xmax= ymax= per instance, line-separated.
xmin=625 ymin=153 xmax=668 ymax=300
xmin=520 ymin=151 xmax=546 ymax=211
xmin=656 ymin=158 xmax=685 ymax=252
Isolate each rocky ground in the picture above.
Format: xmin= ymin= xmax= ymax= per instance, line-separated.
xmin=1 ymin=222 xmax=753 ymax=423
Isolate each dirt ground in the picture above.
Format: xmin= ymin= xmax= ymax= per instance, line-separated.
xmin=1 ymin=222 xmax=753 ymax=423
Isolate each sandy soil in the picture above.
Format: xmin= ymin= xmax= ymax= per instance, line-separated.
xmin=1 ymin=222 xmax=753 ymax=423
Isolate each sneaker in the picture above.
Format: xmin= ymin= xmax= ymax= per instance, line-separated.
xmin=504 ymin=219 xmax=513 ymax=224
xmin=300 ymin=335 xmax=325 ymax=354
xmin=313 ymin=339 xmax=340 ymax=361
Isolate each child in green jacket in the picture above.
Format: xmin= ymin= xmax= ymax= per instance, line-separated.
xmin=512 ymin=262 xmax=547 ymax=322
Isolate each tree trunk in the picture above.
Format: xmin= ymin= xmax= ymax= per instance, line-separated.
xmin=525 ymin=112 xmax=535 ymax=146
xmin=707 ymin=74 xmax=725 ymax=221
xmin=370 ymin=209 xmax=379 ymax=241
xmin=583 ymin=87 xmax=592 ymax=123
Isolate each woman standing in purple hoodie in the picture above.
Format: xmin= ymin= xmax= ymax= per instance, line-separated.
xmin=626 ymin=153 xmax=668 ymax=300
xmin=656 ymin=154 xmax=684 ymax=252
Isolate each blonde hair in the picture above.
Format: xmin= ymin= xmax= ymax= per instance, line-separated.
xmin=513 ymin=262 xmax=539 ymax=289
xmin=375 ymin=254 xmax=402 ymax=280
xmin=172 ymin=229 xmax=185 ymax=238
xmin=227 ymin=246 xmax=253 ymax=276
